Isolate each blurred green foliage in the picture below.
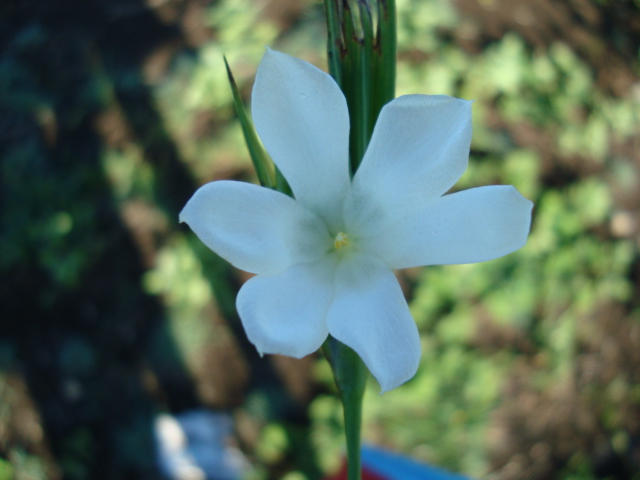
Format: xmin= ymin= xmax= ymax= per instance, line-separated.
xmin=355 ymin=1 xmax=639 ymax=479
xmin=2 ymin=0 xmax=640 ymax=479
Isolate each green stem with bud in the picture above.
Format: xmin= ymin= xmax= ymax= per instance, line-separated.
xmin=323 ymin=1 xmax=397 ymax=479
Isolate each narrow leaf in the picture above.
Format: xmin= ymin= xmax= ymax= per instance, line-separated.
xmin=342 ymin=1 xmax=368 ymax=175
xmin=358 ymin=0 xmax=375 ymax=142
xmin=324 ymin=0 xmax=344 ymax=84
xmin=223 ymin=56 xmax=275 ymax=190
xmin=372 ymin=0 xmax=396 ymax=120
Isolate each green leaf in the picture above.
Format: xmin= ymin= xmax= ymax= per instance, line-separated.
xmin=223 ymin=55 xmax=276 ymax=190
xmin=372 ymin=0 xmax=396 ymax=118
xmin=325 ymin=0 xmax=344 ymax=84
xmin=324 ymin=0 xmax=396 ymax=175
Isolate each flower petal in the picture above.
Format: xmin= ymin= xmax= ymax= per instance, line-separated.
xmin=326 ymin=254 xmax=421 ymax=393
xmin=237 ymin=258 xmax=336 ymax=358
xmin=252 ymin=49 xmax=351 ymax=226
xmin=366 ymin=185 xmax=533 ymax=269
xmin=351 ymin=95 xmax=472 ymax=220
xmin=180 ymin=180 xmax=329 ymax=275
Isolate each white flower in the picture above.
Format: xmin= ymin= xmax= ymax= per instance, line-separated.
xmin=180 ymin=49 xmax=533 ymax=392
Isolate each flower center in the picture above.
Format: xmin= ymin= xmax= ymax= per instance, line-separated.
xmin=334 ymin=232 xmax=350 ymax=250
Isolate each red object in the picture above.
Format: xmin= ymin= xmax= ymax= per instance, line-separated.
xmin=325 ymin=460 xmax=391 ymax=480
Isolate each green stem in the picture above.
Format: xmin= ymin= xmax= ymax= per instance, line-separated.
xmin=322 ymin=337 xmax=367 ymax=480
xmin=322 ymin=1 xmax=397 ymax=478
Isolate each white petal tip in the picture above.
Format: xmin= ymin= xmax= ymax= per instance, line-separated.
xmin=178 ymin=202 xmax=193 ymax=224
xmin=377 ymin=374 xmax=415 ymax=395
xmin=376 ymin=347 xmax=421 ymax=394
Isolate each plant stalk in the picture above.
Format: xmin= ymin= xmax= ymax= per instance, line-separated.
xmin=322 ymin=337 xmax=367 ymax=480
xmin=322 ymin=1 xmax=396 ymax=478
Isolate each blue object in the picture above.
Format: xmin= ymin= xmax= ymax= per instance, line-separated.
xmin=155 ymin=409 xmax=249 ymax=480
xmin=361 ymin=445 xmax=473 ymax=480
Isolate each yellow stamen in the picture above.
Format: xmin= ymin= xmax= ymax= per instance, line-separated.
xmin=334 ymin=232 xmax=350 ymax=250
